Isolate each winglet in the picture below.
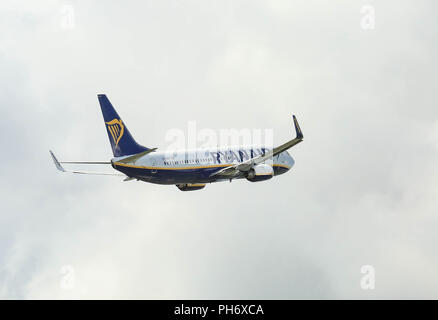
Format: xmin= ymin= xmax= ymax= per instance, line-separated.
xmin=49 ymin=150 xmax=66 ymax=172
xmin=293 ymin=115 xmax=303 ymax=140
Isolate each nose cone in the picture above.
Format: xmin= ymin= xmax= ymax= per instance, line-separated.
xmin=288 ymin=154 xmax=295 ymax=169
xmin=273 ymin=152 xmax=295 ymax=176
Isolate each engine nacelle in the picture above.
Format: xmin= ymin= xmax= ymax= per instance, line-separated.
xmin=246 ymin=164 xmax=274 ymax=182
xmin=176 ymin=183 xmax=206 ymax=191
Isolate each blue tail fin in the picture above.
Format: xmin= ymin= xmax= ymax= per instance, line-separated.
xmin=98 ymin=94 xmax=149 ymax=157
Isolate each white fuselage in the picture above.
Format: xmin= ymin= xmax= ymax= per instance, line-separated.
xmin=112 ymin=146 xmax=295 ymax=185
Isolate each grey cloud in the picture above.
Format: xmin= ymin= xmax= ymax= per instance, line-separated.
xmin=1 ymin=0 xmax=438 ymax=299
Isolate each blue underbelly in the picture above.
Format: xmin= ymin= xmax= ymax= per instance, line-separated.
xmin=114 ymin=164 xmax=224 ymax=184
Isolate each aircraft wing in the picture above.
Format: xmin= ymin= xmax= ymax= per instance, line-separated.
xmin=49 ymin=150 xmax=125 ymax=176
xmin=210 ymin=115 xmax=303 ymax=179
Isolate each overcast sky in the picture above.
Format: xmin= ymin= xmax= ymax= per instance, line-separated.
xmin=1 ymin=0 xmax=438 ymax=299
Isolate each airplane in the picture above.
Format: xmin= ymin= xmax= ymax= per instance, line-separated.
xmin=50 ymin=94 xmax=303 ymax=191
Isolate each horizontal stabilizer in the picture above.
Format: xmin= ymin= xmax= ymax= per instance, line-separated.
xmin=59 ymin=161 xmax=111 ymax=164
xmin=49 ymin=150 xmax=124 ymax=177
xmin=50 ymin=150 xmax=66 ymax=172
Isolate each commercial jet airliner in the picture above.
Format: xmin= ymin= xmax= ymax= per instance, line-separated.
xmin=50 ymin=94 xmax=303 ymax=191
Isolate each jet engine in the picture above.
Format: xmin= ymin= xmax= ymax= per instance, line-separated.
xmin=246 ymin=164 xmax=274 ymax=182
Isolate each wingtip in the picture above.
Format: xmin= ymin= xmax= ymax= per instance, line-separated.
xmin=292 ymin=115 xmax=303 ymax=139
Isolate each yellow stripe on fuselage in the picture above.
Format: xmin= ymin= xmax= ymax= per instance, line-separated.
xmin=114 ymin=162 xmax=232 ymax=170
xmin=113 ymin=162 xmax=290 ymax=171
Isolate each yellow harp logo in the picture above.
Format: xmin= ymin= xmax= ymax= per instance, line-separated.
xmin=106 ymin=119 xmax=124 ymax=147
